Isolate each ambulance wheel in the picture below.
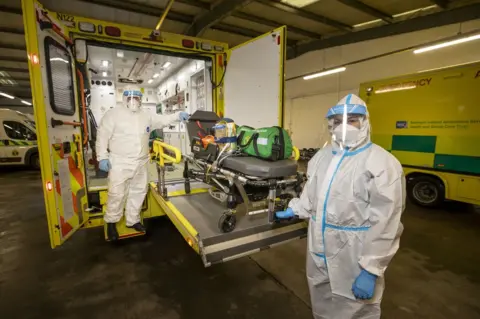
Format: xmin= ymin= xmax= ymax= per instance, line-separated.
xmin=218 ymin=213 xmax=236 ymax=233
xmin=407 ymin=175 xmax=444 ymax=208
xmin=30 ymin=153 xmax=40 ymax=170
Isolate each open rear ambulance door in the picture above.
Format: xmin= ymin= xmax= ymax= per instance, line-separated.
xmin=224 ymin=27 xmax=286 ymax=128
xmin=161 ymin=27 xmax=307 ymax=266
xmin=22 ymin=0 xmax=89 ymax=248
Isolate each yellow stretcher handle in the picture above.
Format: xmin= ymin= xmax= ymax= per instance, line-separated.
xmin=152 ymin=140 xmax=182 ymax=167
xmin=292 ymin=146 xmax=300 ymax=161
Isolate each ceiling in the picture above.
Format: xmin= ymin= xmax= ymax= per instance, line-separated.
xmin=87 ymin=45 xmax=192 ymax=88
xmin=1 ymin=0 xmax=480 ymax=107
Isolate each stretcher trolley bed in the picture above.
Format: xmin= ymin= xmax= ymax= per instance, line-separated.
xmin=149 ymin=113 xmax=307 ymax=267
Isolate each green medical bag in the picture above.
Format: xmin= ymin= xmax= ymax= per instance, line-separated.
xmin=237 ymin=126 xmax=293 ymax=161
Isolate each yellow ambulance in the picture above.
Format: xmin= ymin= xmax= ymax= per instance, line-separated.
xmin=0 ymin=108 xmax=39 ymax=168
xmin=360 ymin=62 xmax=480 ymax=207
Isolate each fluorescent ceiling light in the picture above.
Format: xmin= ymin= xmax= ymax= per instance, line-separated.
xmin=414 ymin=33 xmax=480 ymax=54
xmin=102 ymin=60 xmax=109 ymax=67
xmin=117 ymin=51 xmax=124 ymax=58
xmin=0 ymin=92 xmax=15 ymax=99
xmin=21 ymin=100 xmax=32 ymax=105
xmin=281 ymin=0 xmax=319 ymax=8
xmin=102 ymin=72 xmax=107 ymax=77
xmin=50 ymin=57 xmax=69 ymax=63
xmin=153 ymin=73 xmax=160 ymax=78
xmin=354 ymin=5 xmax=437 ymax=28
xmin=148 ymin=79 xmax=153 ymax=84
xmin=303 ymin=67 xmax=346 ymax=80
xmin=162 ymin=62 xmax=172 ymax=69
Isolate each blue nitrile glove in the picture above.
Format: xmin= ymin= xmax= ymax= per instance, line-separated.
xmin=275 ymin=207 xmax=295 ymax=219
xmin=99 ymin=159 xmax=111 ymax=172
xmin=352 ymin=269 xmax=377 ymax=300
xmin=179 ymin=111 xmax=190 ymax=122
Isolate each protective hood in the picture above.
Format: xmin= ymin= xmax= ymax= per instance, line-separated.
xmin=326 ymin=93 xmax=371 ymax=151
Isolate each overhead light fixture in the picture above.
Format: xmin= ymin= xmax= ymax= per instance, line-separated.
xmin=102 ymin=60 xmax=109 ymax=67
xmin=153 ymin=73 xmax=160 ymax=78
xmin=281 ymin=0 xmax=319 ymax=8
xmin=102 ymin=71 xmax=107 ymax=77
xmin=21 ymin=100 xmax=32 ymax=105
xmin=117 ymin=51 xmax=124 ymax=58
xmin=148 ymin=79 xmax=153 ymax=84
xmin=303 ymin=67 xmax=346 ymax=80
xmin=162 ymin=61 xmax=171 ymax=69
xmin=354 ymin=5 xmax=437 ymax=28
xmin=414 ymin=33 xmax=480 ymax=54
xmin=0 ymin=92 xmax=15 ymax=99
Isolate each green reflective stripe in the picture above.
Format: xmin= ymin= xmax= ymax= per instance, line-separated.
xmin=392 ymin=135 xmax=437 ymax=153
xmin=434 ymin=154 xmax=480 ymax=174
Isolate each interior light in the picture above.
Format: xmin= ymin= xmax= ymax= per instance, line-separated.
xmin=153 ymin=73 xmax=160 ymax=78
xmin=162 ymin=62 xmax=172 ymax=69
xmin=102 ymin=60 xmax=109 ymax=67
xmin=148 ymin=79 xmax=153 ymax=84
xmin=102 ymin=72 xmax=107 ymax=77
xmin=0 ymin=92 xmax=15 ymax=99
xmin=21 ymin=100 xmax=32 ymax=105
xmin=117 ymin=50 xmax=124 ymax=58
xmin=414 ymin=34 xmax=480 ymax=54
xmin=303 ymin=67 xmax=346 ymax=80
xmin=46 ymin=181 xmax=53 ymax=191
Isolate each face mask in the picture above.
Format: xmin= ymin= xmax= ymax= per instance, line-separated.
xmin=333 ymin=124 xmax=360 ymax=147
xmin=128 ymin=99 xmax=141 ymax=112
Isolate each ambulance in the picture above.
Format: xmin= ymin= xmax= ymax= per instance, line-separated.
xmin=360 ymin=62 xmax=480 ymax=207
xmin=0 ymin=108 xmax=39 ymax=168
xmin=22 ymin=0 xmax=306 ymax=266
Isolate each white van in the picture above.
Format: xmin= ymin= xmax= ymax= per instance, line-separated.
xmin=0 ymin=109 xmax=39 ymax=169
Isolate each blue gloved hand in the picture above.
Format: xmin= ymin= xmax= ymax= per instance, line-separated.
xmin=352 ymin=269 xmax=377 ymax=300
xmin=178 ymin=111 xmax=190 ymax=122
xmin=99 ymin=159 xmax=111 ymax=172
xmin=275 ymin=207 xmax=295 ymax=219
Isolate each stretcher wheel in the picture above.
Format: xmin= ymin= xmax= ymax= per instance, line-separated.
xmin=218 ymin=213 xmax=236 ymax=233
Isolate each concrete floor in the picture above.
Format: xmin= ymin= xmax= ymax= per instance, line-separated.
xmin=1 ymin=168 xmax=480 ymax=319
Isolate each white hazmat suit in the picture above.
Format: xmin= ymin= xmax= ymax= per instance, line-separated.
xmin=288 ymin=94 xmax=405 ymax=319
xmin=96 ymin=88 xmax=180 ymax=229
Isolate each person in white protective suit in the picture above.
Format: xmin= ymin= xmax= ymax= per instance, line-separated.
xmin=96 ymin=86 xmax=190 ymax=241
xmin=276 ymin=93 xmax=405 ymax=319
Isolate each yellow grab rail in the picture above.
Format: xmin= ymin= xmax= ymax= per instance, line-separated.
xmin=292 ymin=146 xmax=300 ymax=161
xmin=151 ymin=140 xmax=182 ymax=167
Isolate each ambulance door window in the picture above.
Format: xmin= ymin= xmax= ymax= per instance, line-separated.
xmin=45 ymin=37 xmax=76 ymax=115
xmin=3 ymin=121 xmax=37 ymax=141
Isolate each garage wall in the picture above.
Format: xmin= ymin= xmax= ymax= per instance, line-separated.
xmin=285 ymin=20 xmax=480 ymax=148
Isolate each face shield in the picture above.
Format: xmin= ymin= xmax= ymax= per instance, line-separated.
xmin=123 ymin=90 xmax=143 ymax=112
xmin=326 ymin=94 xmax=369 ymax=149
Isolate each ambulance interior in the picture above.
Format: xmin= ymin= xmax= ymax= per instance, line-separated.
xmin=84 ymin=44 xmax=213 ymax=190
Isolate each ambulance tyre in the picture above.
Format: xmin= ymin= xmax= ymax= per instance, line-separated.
xmin=407 ymin=175 xmax=444 ymax=208
xmin=29 ymin=153 xmax=40 ymax=170
xmin=218 ymin=212 xmax=236 ymax=233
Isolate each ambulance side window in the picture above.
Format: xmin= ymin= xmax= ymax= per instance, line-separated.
xmin=3 ymin=121 xmax=36 ymax=140
xmin=44 ymin=36 xmax=75 ymax=116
